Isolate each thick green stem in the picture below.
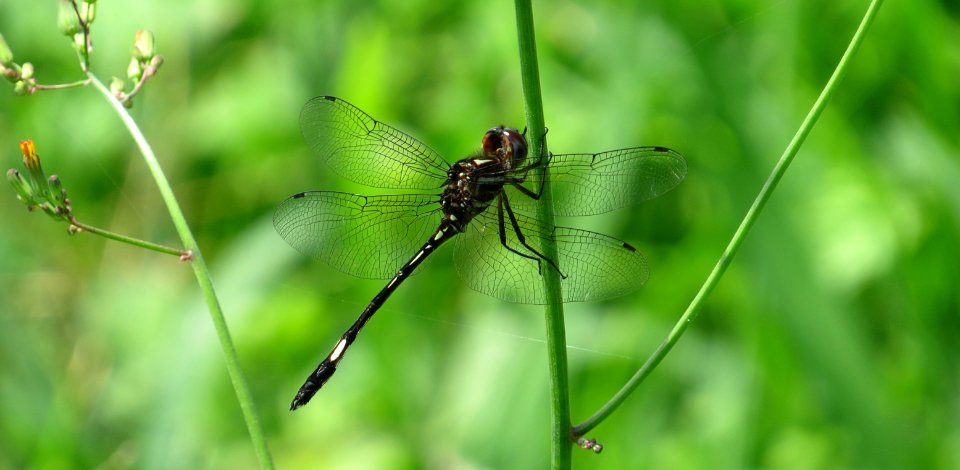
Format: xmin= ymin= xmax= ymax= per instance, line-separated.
xmin=86 ymin=73 xmax=275 ymax=469
xmin=513 ymin=0 xmax=571 ymax=468
xmin=572 ymin=0 xmax=885 ymax=437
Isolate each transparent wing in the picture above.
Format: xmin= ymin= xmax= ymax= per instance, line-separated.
xmin=300 ymin=96 xmax=451 ymax=189
xmin=453 ymin=204 xmax=649 ymax=304
xmin=274 ymin=191 xmax=442 ymax=279
xmin=506 ymin=147 xmax=687 ymax=216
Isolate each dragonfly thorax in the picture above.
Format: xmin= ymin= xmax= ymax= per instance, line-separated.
xmin=439 ymin=127 xmax=528 ymax=232
xmin=440 ymin=158 xmax=502 ymax=231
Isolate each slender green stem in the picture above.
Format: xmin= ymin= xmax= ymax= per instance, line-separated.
xmin=69 ymin=219 xmax=188 ymax=258
xmin=86 ymin=73 xmax=275 ymax=469
xmin=67 ymin=0 xmax=91 ymax=71
xmin=572 ymin=0 xmax=885 ymax=437
xmin=34 ymin=78 xmax=91 ymax=91
xmin=121 ymin=71 xmax=152 ymax=106
xmin=513 ymin=1 xmax=571 ymax=468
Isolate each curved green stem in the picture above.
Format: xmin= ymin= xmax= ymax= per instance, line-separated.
xmin=573 ymin=0 xmax=885 ymax=437
xmin=69 ymin=219 xmax=188 ymax=258
xmin=513 ymin=1 xmax=571 ymax=468
xmin=85 ymin=73 xmax=275 ymax=469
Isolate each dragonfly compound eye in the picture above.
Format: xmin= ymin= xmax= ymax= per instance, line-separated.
xmin=482 ymin=127 xmax=504 ymax=156
xmin=502 ymin=128 xmax=527 ymax=162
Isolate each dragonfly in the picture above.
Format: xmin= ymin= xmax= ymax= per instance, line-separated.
xmin=275 ymin=96 xmax=686 ymax=410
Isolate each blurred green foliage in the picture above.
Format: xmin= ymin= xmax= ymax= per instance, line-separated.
xmin=1 ymin=0 xmax=958 ymax=468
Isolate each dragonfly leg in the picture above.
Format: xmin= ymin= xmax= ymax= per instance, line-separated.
xmin=521 ymin=125 xmax=549 ymax=145
xmin=498 ymin=194 xmax=567 ymax=278
xmin=507 ymin=142 xmax=552 ymax=200
xmin=496 ymin=196 xmax=542 ymax=271
xmin=509 ymin=177 xmax=544 ymax=200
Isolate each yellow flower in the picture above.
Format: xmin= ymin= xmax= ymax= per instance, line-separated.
xmin=19 ymin=140 xmax=39 ymax=171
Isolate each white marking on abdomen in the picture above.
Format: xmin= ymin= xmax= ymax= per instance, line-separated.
xmin=330 ymin=338 xmax=348 ymax=361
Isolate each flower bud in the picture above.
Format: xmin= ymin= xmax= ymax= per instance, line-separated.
xmin=81 ymin=2 xmax=96 ymax=24
xmin=7 ymin=168 xmax=35 ymax=206
xmin=3 ymin=63 xmax=21 ymax=83
xmin=13 ymin=80 xmax=30 ymax=95
xmin=20 ymin=140 xmax=38 ymax=169
xmin=48 ymin=174 xmax=69 ymax=211
xmin=145 ymin=55 xmax=164 ymax=77
xmin=0 ymin=33 xmax=13 ymax=66
xmin=19 ymin=140 xmax=48 ymax=198
xmin=109 ymin=76 xmax=125 ymax=96
xmin=20 ymin=62 xmax=33 ymax=80
xmin=110 ymin=77 xmax=125 ymax=95
xmin=126 ymin=57 xmax=142 ymax=81
xmin=73 ymin=33 xmax=87 ymax=55
xmin=58 ymin=1 xmax=83 ymax=37
xmin=132 ymin=30 xmax=155 ymax=61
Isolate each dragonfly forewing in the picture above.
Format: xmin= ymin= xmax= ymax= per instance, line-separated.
xmin=506 ymin=147 xmax=687 ymax=217
xmin=300 ymin=96 xmax=451 ymax=190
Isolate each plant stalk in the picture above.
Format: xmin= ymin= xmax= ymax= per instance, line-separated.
xmin=573 ymin=0 xmax=885 ymax=437
xmin=513 ymin=0 xmax=572 ymax=468
xmin=34 ymin=78 xmax=91 ymax=91
xmin=70 ymin=219 xmax=188 ymax=258
xmin=85 ymin=73 xmax=275 ymax=469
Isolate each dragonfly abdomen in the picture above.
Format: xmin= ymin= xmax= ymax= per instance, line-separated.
xmin=289 ymin=222 xmax=460 ymax=410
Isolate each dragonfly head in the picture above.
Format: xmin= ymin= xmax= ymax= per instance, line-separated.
xmin=482 ymin=126 xmax=527 ymax=164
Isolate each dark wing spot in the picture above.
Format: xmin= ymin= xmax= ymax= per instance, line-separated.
xmin=653 ymin=146 xmax=670 ymax=153
xmin=621 ymin=242 xmax=637 ymax=252
xmin=293 ymin=192 xmax=307 ymax=198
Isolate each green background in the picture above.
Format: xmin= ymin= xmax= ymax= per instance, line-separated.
xmin=1 ymin=0 xmax=957 ymax=468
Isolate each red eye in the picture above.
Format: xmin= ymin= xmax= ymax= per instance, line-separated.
xmin=502 ymin=128 xmax=528 ymax=161
xmin=482 ymin=127 xmax=503 ymax=156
